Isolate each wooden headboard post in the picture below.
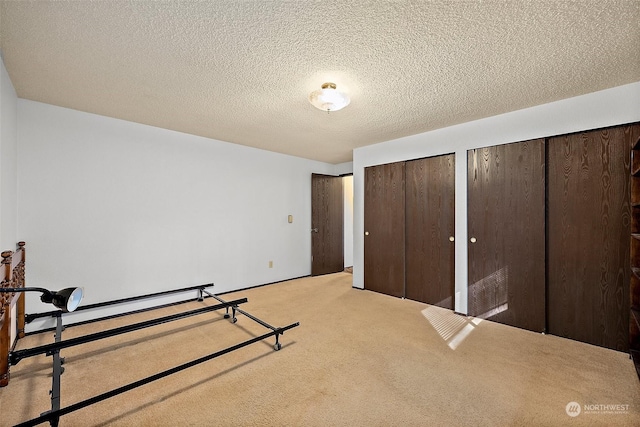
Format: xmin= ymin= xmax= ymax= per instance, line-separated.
xmin=15 ymin=242 xmax=26 ymax=339
xmin=0 ymin=242 xmax=26 ymax=387
xmin=0 ymin=249 xmax=14 ymax=386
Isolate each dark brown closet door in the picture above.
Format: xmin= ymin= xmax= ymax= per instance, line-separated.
xmin=547 ymin=125 xmax=638 ymax=352
xmin=364 ymin=162 xmax=405 ymax=297
xmin=311 ymin=174 xmax=344 ymax=276
xmin=405 ymin=154 xmax=455 ymax=308
xmin=468 ymin=139 xmax=545 ymax=332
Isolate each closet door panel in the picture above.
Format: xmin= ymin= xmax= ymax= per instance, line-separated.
xmin=467 ymin=139 xmax=546 ymax=332
xmin=364 ymin=162 xmax=405 ymax=297
xmin=547 ymin=125 xmax=637 ymax=351
xmin=405 ymin=154 xmax=455 ymax=308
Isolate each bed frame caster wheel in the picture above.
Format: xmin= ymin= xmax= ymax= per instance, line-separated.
xmin=274 ymin=343 xmax=281 ymax=351
xmin=224 ymin=314 xmax=230 ymax=319
xmin=232 ymin=317 xmax=237 ymax=323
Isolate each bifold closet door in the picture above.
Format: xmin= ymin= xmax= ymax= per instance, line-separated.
xmin=405 ymin=154 xmax=455 ymax=308
xmin=467 ymin=139 xmax=545 ymax=332
xmin=547 ymin=125 xmax=637 ymax=351
xmin=364 ymin=162 xmax=405 ymax=297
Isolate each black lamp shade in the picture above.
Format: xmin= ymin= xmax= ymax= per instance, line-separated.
xmin=50 ymin=287 xmax=83 ymax=312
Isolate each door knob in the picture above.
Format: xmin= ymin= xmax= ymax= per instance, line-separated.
xmin=470 ymin=237 xmax=477 ymax=243
xmin=365 ymin=231 xmax=369 ymax=236
xmin=449 ymin=236 xmax=455 ymax=242
xmin=311 ymin=228 xmax=318 ymax=233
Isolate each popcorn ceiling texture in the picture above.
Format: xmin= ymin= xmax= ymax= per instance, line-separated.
xmin=1 ymin=0 xmax=639 ymax=164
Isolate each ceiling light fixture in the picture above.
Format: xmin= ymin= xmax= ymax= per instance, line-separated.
xmin=308 ymin=82 xmax=350 ymax=112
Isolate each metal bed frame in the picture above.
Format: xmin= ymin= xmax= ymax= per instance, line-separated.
xmin=3 ymin=269 xmax=298 ymax=427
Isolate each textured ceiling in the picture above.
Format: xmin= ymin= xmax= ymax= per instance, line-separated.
xmin=1 ymin=1 xmax=639 ymax=164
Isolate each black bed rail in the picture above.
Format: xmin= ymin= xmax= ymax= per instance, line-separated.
xmin=25 ymin=283 xmax=214 ymax=323
xmin=15 ymin=321 xmax=299 ymax=427
xmin=26 ymin=296 xmax=217 ymax=336
xmin=199 ymin=289 xmax=297 ymax=351
xmin=10 ymin=298 xmax=247 ymax=365
xmin=204 ymin=289 xmax=276 ymax=329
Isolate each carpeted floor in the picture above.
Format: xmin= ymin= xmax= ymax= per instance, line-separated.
xmin=1 ymin=272 xmax=639 ymax=426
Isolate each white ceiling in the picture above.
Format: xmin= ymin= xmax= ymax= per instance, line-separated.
xmin=1 ymin=1 xmax=639 ymax=164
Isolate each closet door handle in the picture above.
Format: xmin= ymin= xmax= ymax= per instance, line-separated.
xmin=470 ymin=237 xmax=477 ymax=243
xmin=449 ymin=236 xmax=455 ymax=242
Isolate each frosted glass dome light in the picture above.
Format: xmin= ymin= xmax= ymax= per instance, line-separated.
xmin=308 ymin=82 xmax=350 ymax=112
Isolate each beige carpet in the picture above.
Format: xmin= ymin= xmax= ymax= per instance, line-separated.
xmin=1 ymin=272 xmax=639 ymax=426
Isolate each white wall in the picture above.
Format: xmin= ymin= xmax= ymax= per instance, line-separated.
xmin=343 ymin=175 xmax=353 ymax=268
xmin=17 ymin=100 xmax=339 ymax=329
xmin=334 ymin=161 xmax=353 ymax=176
xmin=328 ymin=161 xmax=354 ymax=269
xmin=0 ymin=55 xmax=18 ymax=251
xmin=353 ymin=82 xmax=640 ymax=314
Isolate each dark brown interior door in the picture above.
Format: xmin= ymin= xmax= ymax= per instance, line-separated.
xmin=467 ymin=139 xmax=546 ymax=332
xmin=405 ymin=154 xmax=456 ymax=308
xmin=547 ymin=125 xmax=639 ymax=351
xmin=311 ymin=174 xmax=344 ymax=276
xmin=364 ymin=162 xmax=405 ymax=297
